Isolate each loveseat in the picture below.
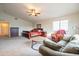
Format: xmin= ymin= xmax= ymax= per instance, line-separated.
xmin=39 ymin=34 xmax=79 ymax=56
xmin=22 ymin=28 xmax=46 ymax=39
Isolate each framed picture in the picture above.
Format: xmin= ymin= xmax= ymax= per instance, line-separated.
xmin=37 ymin=24 xmax=41 ymax=28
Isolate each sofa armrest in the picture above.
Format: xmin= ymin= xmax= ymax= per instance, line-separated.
xmin=43 ymin=40 xmax=62 ymax=51
xmin=39 ymin=45 xmax=78 ymax=56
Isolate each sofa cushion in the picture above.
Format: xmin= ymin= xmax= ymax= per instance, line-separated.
xmin=39 ymin=45 xmax=78 ymax=56
xmin=70 ymin=34 xmax=79 ymax=41
xmin=63 ymin=36 xmax=72 ymax=42
xmin=43 ymin=36 xmax=72 ymax=51
xmin=57 ymin=40 xmax=67 ymax=47
xmin=43 ymin=39 xmax=62 ymax=51
xmin=57 ymin=35 xmax=73 ymax=47
xmin=61 ymin=35 xmax=79 ymax=54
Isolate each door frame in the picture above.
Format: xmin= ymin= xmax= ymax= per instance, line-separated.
xmin=10 ymin=27 xmax=19 ymax=37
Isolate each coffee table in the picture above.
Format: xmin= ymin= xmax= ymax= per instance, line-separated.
xmin=30 ymin=36 xmax=47 ymax=50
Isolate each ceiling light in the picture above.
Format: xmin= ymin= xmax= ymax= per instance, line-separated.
xmin=26 ymin=4 xmax=41 ymax=16
xmin=27 ymin=9 xmax=40 ymax=16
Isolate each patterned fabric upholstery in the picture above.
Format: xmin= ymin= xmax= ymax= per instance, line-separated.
xmin=51 ymin=30 xmax=66 ymax=42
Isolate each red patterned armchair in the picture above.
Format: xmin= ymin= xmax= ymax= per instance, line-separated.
xmin=51 ymin=30 xmax=66 ymax=42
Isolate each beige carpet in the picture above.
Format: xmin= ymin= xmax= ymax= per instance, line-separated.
xmin=0 ymin=37 xmax=42 ymax=56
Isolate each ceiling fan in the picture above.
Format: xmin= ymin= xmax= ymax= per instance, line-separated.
xmin=27 ymin=9 xmax=40 ymax=16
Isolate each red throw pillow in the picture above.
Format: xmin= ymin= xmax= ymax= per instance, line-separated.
xmin=51 ymin=33 xmax=64 ymax=42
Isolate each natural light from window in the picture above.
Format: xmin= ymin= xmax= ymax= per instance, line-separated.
xmin=53 ymin=20 xmax=68 ymax=32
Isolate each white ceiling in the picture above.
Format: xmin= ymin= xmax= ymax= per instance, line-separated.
xmin=0 ymin=3 xmax=79 ymax=22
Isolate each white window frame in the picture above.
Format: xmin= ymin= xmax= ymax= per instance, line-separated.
xmin=53 ymin=20 xmax=68 ymax=32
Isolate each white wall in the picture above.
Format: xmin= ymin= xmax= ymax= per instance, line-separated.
xmin=35 ymin=20 xmax=53 ymax=34
xmin=0 ymin=12 xmax=33 ymax=36
xmin=36 ymin=12 xmax=79 ymax=35
xmin=0 ymin=11 xmax=79 ymax=36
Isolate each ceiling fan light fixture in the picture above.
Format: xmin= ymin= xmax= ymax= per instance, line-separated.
xmin=27 ymin=8 xmax=40 ymax=16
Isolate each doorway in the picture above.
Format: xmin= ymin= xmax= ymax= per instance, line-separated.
xmin=10 ymin=27 xmax=19 ymax=37
xmin=0 ymin=21 xmax=9 ymax=37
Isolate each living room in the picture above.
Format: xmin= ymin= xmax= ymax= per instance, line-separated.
xmin=0 ymin=3 xmax=79 ymax=56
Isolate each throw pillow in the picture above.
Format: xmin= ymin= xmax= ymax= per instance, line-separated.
xmin=70 ymin=34 xmax=79 ymax=41
xmin=63 ymin=36 xmax=70 ymax=42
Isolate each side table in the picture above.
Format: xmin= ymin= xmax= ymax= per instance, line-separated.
xmin=30 ymin=36 xmax=47 ymax=50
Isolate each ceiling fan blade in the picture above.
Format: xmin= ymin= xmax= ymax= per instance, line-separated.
xmin=35 ymin=14 xmax=37 ymax=16
xmin=28 ymin=9 xmax=34 ymax=12
xmin=28 ymin=14 xmax=32 ymax=16
xmin=27 ymin=11 xmax=32 ymax=13
xmin=31 ymin=9 xmax=34 ymax=11
xmin=36 ymin=13 xmax=40 ymax=14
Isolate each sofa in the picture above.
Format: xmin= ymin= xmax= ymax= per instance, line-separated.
xmin=39 ymin=45 xmax=77 ymax=56
xmin=22 ymin=28 xmax=46 ymax=39
xmin=39 ymin=34 xmax=79 ymax=56
xmin=22 ymin=31 xmax=30 ymax=38
xmin=29 ymin=28 xmax=46 ymax=38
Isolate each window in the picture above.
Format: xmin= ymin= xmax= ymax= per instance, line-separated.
xmin=53 ymin=20 xmax=68 ymax=31
xmin=53 ymin=21 xmax=60 ymax=31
